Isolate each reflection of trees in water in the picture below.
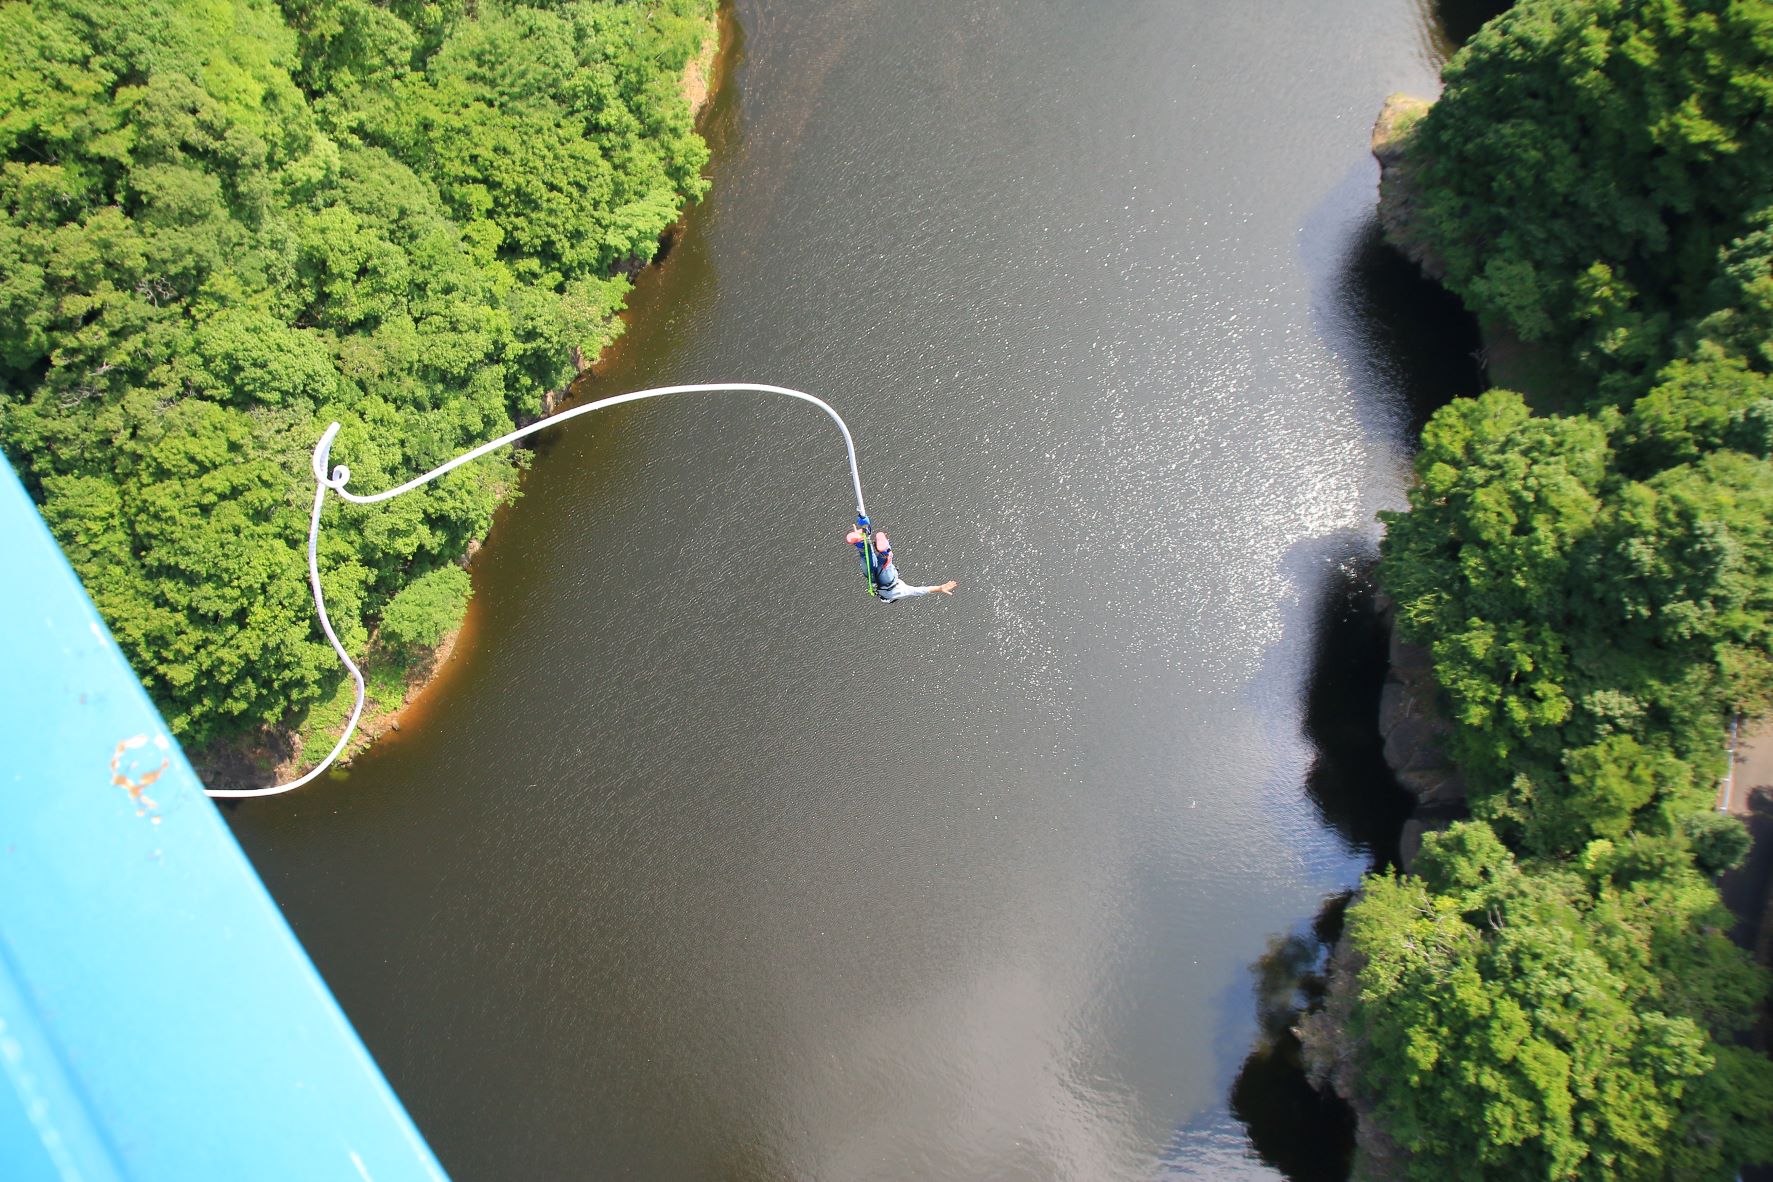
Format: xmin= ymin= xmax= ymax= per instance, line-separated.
xmin=1333 ymin=219 xmax=1485 ymax=439
xmin=1297 ymin=554 xmax=1415 ymax=869
xmin=1417 ymin=0 xmax=1514 ymax=61
xmin=1228 ymin=896 xmax=1356 ymax=1182
xmin=1435 ymin=0 xmax=1514 ymax=47
xmin=1227 ymin=154 xmax=1489 ymax=1178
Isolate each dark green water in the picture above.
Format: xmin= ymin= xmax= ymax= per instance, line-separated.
xmin=228 ymin=3 xmax=1485 ymax=1177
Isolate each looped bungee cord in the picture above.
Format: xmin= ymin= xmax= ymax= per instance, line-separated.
xmin=206 ymin=383 xmax=870 ymax=799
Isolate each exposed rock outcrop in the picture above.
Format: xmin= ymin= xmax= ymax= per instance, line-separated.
xmin=1378 ymin=628 xmax=1465 ymax=810
xmin=1374 ymin=595 xmax=1467 ymax=850
xmin=1297 ymin=939 xmax=1408 ymax=1181
xmin=1372 ymin=94 xmax=1445 ymax=283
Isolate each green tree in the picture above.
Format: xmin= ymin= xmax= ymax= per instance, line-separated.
xmin=1410 ymin=0 xmax=1773 ymax=397
xmin=1342 ymin=823 xmax=1773 ymax=1181
xmin=1622 ymin=350 xmax=1773 ymax=472
xmin=378 ymin=563 xmax=471 ymax=653
xmin=1692 ymin=206 xmax=1773 ymax=372
xmin=1380 ymin=390 xmax=1610 ymax=807
xmin=1380 ymin=385 xmax=1773 ymax=853
xmin=1346 ymin=4 xmax=1773 ymax=1173
xmin=0 ymin=0 xmax=715 ymax=745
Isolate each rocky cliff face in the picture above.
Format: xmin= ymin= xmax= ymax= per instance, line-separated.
xmin=1371 ymin=94 xmax=1445 ymax=284
xmin=1296 ymin=938 xmax=1410 ymax=1181
xmin=1374 ymin=595 xmax=1468 ymax=869
xmin=1293 ymin=100 xmax=1477 ymax=1177
xmin=1369 ymin=94 xmax=1472 ymax=870
xmin=1294 ymin=598 xmax=1470 ymax=1180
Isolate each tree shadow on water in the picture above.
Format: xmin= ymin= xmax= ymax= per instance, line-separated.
xmin=1222 ymin=164 xmax=1491 ymax=1181
xmin=1432 ymin=0 xmax=1514 ymax=49
xmin=1330 ymin=218 xmax=1485 ymax=440
xmin=1227 ymin=896 xmax=1357 ymax=1182
xmin=1297 ymin=551 xmax=1415 ymax=871
xmin=1217 ymin=538 xmax=1408 ymax=1181
xmin=1255 ymin=528 xmax=1418 ymax=872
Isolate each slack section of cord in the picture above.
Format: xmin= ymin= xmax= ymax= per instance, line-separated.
xmin=205 ymin=383 xmax=871 ymax=799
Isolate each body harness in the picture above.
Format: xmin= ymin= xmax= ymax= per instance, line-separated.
xmin=849 ymin=515 xmax=902 ymax=598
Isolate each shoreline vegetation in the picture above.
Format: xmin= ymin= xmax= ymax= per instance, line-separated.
xmin=234 ymin=6 xmax=727 ymax=788
xmin=1301 ymin=3 xmax=1773 ymax=1178
xmin=0 ymin=0 xmax=724 ymax=791
xmin=1370 ymin=92 xmax=1582 ymax=412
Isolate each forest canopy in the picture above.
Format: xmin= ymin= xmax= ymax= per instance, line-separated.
xmin=0 ymin=0 xmax=714 ymax=744
xmin=1408 ymin=0 xmax=1773 ymax=398
xmin=1344 ymin=822 xmax=1773 ymax=1180
xmin=1380 ymin=0 xmax=1773 ymax=858
xmin=1325 ymin=1 xmax=1773 ymax=1176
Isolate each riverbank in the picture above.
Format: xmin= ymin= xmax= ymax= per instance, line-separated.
xmin=1371 ymin=93 xmax=1578 ymax=412
xmin=1373 ymin=594 xmax=1467 ymax=870
xmin=1356 ymin=103 xmax=1474 ymax=873
xmin=1300 ymin=83 xmax=1773 ymax=1180
xmin=193 ymin=9 xmax=727 ymax=791
xmin=1286 ymin=592 xmax=1465 ymax=1176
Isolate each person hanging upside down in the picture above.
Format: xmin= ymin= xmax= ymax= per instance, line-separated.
xmin=845 ymin=528 xmax=958 ymax=602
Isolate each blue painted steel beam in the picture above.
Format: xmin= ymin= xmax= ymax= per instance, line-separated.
xmin=0 ymin=460 xmax=448 ymax=1182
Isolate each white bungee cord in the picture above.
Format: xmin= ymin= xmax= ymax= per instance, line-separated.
xmin=207 ymin=383 xmax=869 ymax=799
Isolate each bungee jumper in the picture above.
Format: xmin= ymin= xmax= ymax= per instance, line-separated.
xmin=212 ymin=382 xmax=953 ymax=799
xmin=847 ymin=516 xmax=957 ymax=602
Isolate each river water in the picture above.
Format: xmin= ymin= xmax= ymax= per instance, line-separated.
xmin=227 ymin=2 xmax=1486 ymax=1177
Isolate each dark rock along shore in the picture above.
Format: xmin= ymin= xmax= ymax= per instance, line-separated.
xmin=1363 ymin=94 xmax=1471 ymax=874
xmin=1295 ymin=96 xmax=1469 ymax=1179
xmin=1305 ymin=91 xmax=1773 ymax=1181
xmin=1374 ymin=593 xmax=1468 ymax=871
